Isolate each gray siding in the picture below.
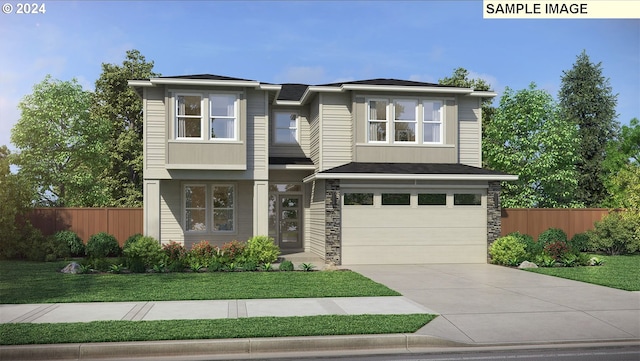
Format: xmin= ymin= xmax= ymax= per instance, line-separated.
xmin=309 ymin=179 xmax=326 ymax=259
xmin=459 ymin=96 xmax=482 ymax=167
xmin=247 ymin=89 xmax=268 ymax=178
xmin=320 ymin=93 xmax=352 ymax=170
xmin=160 ymin=180 xmax=183 ymax=243
xmin=459 ymin=96 xmax=480 ymax=121
xmin=167 ymin=142 xmax=246 ymax=168
xmin=144 ymin=87 xmax=166 ymax=173
xmin=309 ymin=96 xmax=320 ymax=167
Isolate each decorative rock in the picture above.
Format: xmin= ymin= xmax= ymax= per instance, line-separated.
xmin=325 ymin=261 xmax=339 ymax=271
xmin=518 ymin=261 xmax=538 ymax=269
xmin=61 ymin=262 xmax=82 ymax=274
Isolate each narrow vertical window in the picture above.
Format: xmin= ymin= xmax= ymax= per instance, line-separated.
xmin=176 ymin=95 xmax=202 ymax=139
xmin=423 ymin=100 xmax=443 ymax=143
xmin=274 ymin=112 xmax=299 ymax=144
xmin=368 ymin=100 xmax=388 ymax=142
xmin=210 ymin=94 xmax=237 ymax=140
xmin=213 ymin=185 xmax=235 ymax=231
xmin=393 ymin=99 xmax=417 ymax=142
xmin=185 ymin=185 xmax=206 ymax=231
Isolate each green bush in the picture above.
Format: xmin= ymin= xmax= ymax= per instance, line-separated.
xmin=163 ymin=241 xmax=187 ymax=271
xmin=489 ymin=235 xmax=527 ymax=266
xmin=53 ymin=230 xmax=85 ymax=257
xmin=86 ymin=232 xmax=121 ymax=259
xmin=123 ymin=233 xmax=143 ymax=252
xmin=278 ymin=260 xmax=294 ymax=271
xmin=538 ymin=228 xmax=568 ymax=246
xmin=244 ymin=236 xmax=280 ymax=264
xmin=242 ymin=260 xmax=258 ymax=272
xmin=588 ymin=211 xmax=640 ymax=255
xmin=123 ymin=236 xmax=165 ymax=273
xmin=188 ymin=241 xmax=214 ymax=268
xmin=19 ymin=225 xmax=48 ymax=261
xmin=508 ymin=232 xmax=539 ymax=260
xmin=217 ymin=240 xmax=246 ymax=266
xmin=570 ymin=232 xmax=590 ymax=252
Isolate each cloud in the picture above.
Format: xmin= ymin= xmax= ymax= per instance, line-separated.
xmin=276 ymin=66 xmax=326 ymax=84
xmin=468 ymin=70 xmax=499 ymax=90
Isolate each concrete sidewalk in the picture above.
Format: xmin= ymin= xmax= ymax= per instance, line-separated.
xmin=0 ymin=296 xmax=435 ymax=324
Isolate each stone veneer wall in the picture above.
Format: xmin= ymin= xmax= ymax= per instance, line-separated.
xmin=487 ymin=181 xmax=502 ymax=259
xmin=325 ymin=179 xmax=341 ymax=264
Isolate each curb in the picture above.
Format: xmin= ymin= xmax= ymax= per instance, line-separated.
xmin=0 ymin=334 xmax=467 ymax=360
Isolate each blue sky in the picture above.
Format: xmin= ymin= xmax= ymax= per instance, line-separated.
xmin=1 ymin=1 xmax=638 ymax=150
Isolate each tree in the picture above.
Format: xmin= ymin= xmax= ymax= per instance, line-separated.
xmin=439 ymin=68 xmax=494 ymax=163
xmin=11 ymin=76 xmax=110 ymax=206
xmin=558 ymin=51 xmax=619 ymax=207
xmin=484 ymin=83 xmax=580 ymax=208
xmin=93 ymin=49 xmax=159 ymax=207
xmin=603 ymin=118 xmax=640 ymax=208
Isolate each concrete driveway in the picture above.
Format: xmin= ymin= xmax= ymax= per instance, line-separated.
xmin=347 ymin=263 xmax=640 ymax=345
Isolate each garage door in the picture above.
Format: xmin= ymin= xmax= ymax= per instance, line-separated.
xmin=341 ymin=191 xmax=487 ymax=264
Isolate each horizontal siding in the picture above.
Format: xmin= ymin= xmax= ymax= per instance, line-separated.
xmin=247 ymin=89 xmax=267 ymax=175
xmin=459 ymin=96 xmax=480 ymax=121
xmin=309 ymin=96 xmax=320 ymax=167
xmin=309 ymin=180 xmax=325 ymax=259
xmin=145 ymin=87 xmax=166 ymax=171
xmin=355 ymin=145 xmax=457 ymax=163
xmin=459 ymin=121 xmax=481 ymax=167
xmin=160 ymin=180 xmax=183 ymax=243
xmin=321 ymin=93 xmax=352 ymax=170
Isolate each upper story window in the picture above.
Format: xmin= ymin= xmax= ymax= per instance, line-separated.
xmin=367 ymin=100 xmax=388 ymax=142
xmin=394 ymin=99 xmax=417 ymax=142
xmin=423 ymin=100 xmax=443 ymax=144
xmin=274 ymin=111 xmax=299 ymax=144
xmin=174 ymin=92 xmax=238 ymax=141
xmin=176 ymin=95 xmax=203 ymax=139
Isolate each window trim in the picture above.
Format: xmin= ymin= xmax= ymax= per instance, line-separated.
xmin=392 ymin=99 xmax=418 ymax=144
xmin=183 ymin=182 xmax=237 ymax=234
xmin=273 ymin=111 xmax=300 ymax=145
xmin=172 ymin=90 xmax=241 ymax=142
xmin=183 ymin=184 xmax=207 ymax=233
xmin=212 ymin=184 xmax=236 ymax=233
xmin=209 ymin=93 xmax=239 ymax=141
xmin=422 ymin=99 xmax=444 ymax=145
xmin=175 ymin=94 xmax=204 ymax=140
xmin=367 ymin=98 xmax=390 ymax=143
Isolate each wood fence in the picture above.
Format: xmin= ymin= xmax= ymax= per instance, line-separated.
xmin=29 ymin=208 xmax=143 ymax=246
xmin=28 ymin=207 xmax=614 ymax=245
xmin=500 ymin=208 xmax=614 ymax=240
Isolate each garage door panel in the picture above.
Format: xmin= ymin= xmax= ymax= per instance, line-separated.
xmin=342 ymin=245 xmax=488 ymax=265
xmin=342 ymin=227 xmax=486 ymax=246
xmin=342 ymin=207 xmax=486 ymax=228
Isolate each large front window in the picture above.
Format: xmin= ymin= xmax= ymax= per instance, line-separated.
xmin=174 ymin=92 xmax=238 ymax=141
xmin=366 ymin=98 xmax=444 ymax=144
xmin=184 ymin=184 xmax=235 ymax=233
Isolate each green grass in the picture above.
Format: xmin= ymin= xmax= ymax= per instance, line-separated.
xmin=0 ymin=314 xmax=436 ymax=345
xmin=0 ymin=261 xmax=400 ymax=304
xmin=526 ymin=255 xmax=640 ymax=291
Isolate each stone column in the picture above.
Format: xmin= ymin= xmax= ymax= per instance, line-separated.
xmin=325 ymin=179 xmax=341 ymax=265
xmin=487 ymin=181 xmax=502 ymax=260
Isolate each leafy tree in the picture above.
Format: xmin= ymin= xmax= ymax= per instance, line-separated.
xmin=440 ymin=67 xmax=494 ymax=163
xmin=603 ymin=118 xmax=640 ymax=208
xmin=484 ymin=83 xmax=580 ymax=208
xmin=93 ymin=49 xmax=159 ymax=207
xmin=11 ymin=76 xmax=110 ymax=206
xmin=558 ymin=51 xmax=619 ymax=207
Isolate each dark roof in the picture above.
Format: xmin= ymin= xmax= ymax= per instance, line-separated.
xmin=320 ymin=162 xmax=510 ymax=176
xmin=278 ymin=84 xmax=309 ymax=101
xmin=317 ymin=78 xmax=445 ymax=88
xmin=157 ymin=74 xmax=257 ymax=82
xmin=269 ymin=157 xmax=314 ymax=165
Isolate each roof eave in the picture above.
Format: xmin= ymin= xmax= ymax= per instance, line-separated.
xmin=341 ymin=84 xmax=473 ymax=94
xmin=469 ymin=91 xmax=498 ymax=98
xmin=304 ymin=173 xmax=518 ymax=183
xmin=149 ymin=78 xmax=261 ymax=88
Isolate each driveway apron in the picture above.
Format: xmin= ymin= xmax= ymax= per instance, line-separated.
xmin=346 ymin=264 xmax=640 ymax=344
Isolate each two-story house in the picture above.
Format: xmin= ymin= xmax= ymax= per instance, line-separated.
xmin=129 ymin=74 xmax=516 ymax=265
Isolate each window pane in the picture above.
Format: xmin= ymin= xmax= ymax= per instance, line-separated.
xmin=185 ymin=186 xmax=206 ymax=208
xmin=210 ymin=95 xmax=235 ymax=116
xmin=178 ymin=96 xmax=201 ymax=116
xmin=178 ymin=117 xmax=201 ymax=138
xmin=213 ymin=186 xmax=234 ymax=208
xmin=369 ymin=100 xmax=387 ymax=121
xmin=211 ymin=118 xmax=235 ymax=139
xmin=382 ymin=193 xmax=410 ymax=205
xmin=281 ymin=197 xmax=299 ymax=208
xmin=344 ymin=193 xmax=373 ymax=205
xmin=186 ymin=210 xmax=206 ymax=231
xmin=394 ymin=100 xmax=416 ymax=121
xmin=423 ymin=101 xmax=442 ymax=121
xmin=275 ymin=112 xmax=297 ymax=128
xmin=454 ymin=193 xmax=482 ymax=206
xmin=424 ymin=123 xmax=441 ymax=143
xmin=395 ymin=122 xmax=416 ymax=142
xmin=269 ymin=184 xmax=302 ymax=192
xmin=275 ymin=129 xmax=296 ymax=143
xmin=369 ymin=122 xmax=386 ymax=141
xmin=418 ymin=193 xmax=446 ymax=205
xmin=213 ymin=210 xmax=234 ymax=231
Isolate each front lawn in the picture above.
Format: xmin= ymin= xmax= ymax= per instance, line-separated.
xmin=525 ymin=255 xmax=640 ymax=291
xmin=0 ymin=314 xmax=435 ymax=345
xmin=0 ymin=261 xmax=400 ymax=304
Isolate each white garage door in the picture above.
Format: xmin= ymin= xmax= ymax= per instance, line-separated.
xmin=341 ymin=190 xmax=488 ymax=265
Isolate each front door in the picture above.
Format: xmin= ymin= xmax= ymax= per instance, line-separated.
xmin=274 ymin=195 xmax=302 ymax=250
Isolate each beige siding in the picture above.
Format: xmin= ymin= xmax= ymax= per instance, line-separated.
xmin=144 ymin=87 xmax=166 ymax=172
xmin=270 ymin=106 xmax=311 ymax=159
xmin=320 ymin=93 xmax=352 ymax=170
xmin=160 ymin=180 xmax=183 ymax=244
xmin=459 ymin=120 xmax=481 ymax=167
xmin=355 ymin=145 xmax=457 ymax=163
xmin=458 ymin=96 xmax=480 ymax=121
xmin=167 ymin=142 xmax=246 ymax=168
xmin=309 ymin=96 xmax=320 ymax=167
xmin=309 ymin=179 xmax=326 ymax=259
xmin=247 ymin=89 xmax=268 ymax=178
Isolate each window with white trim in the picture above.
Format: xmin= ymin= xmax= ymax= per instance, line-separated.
xmin=274 ymin=111 xmax=299 ymax=144
xmin=212 ymin=185 xmax=235 ymax=231
xmin=209 ymin=94 xmax=237 ymax=140
xmin=367 ymin=100 xmax=388 ymax=142
xmin=184 ymin=185 xmax=206 ymax=231
xmin=394 ymin=99 xmax=417 ymax=142
xmin=176 ymin=95 xmax=203 ymax=139
xmin=184 ymin=184 xmax=236 ymax=233
xmin=423 ymin=100 xmax=443 ymax=144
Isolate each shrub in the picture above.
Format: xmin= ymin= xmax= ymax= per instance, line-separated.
xmin=538 ymin=228 xmax=568 ymax=246
xmin=489 ymin=235 xmax=527 ymax=266
xmin=544 ymin=240 xmax=572 ymax=261
xmin=123 ymin=233 xmax=143 ymax=252
xmin=588 ymin=211 xmax=640 ymax=255
xmin=19 ymin=225 xmax=48 ymax=261
xmin=278 ymin=260 xmax=294 ymax=271
xmin=123 ymin=236 xmax=165 ymax=273
xmin=242 ymin=260 xmax=258 ymax=272
xmin=86 ymin=232 xmax=121 ymax=259
xmin=53 ymin=230 xmax=85 ymax=257
xmin=163 ymin=241 xmax=187 ymax=271
xmin=570 ymin=232 xmax=591 ymax=252
xmin=218 ymin=240 xmax=246 ymax=265
xmin=188 ymin=241 xmax=214 ymax=267
xmin=244 ymin=236 xmax=280 ymax=264
xmin=508 ymin=232 xmax=539 ymax=260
